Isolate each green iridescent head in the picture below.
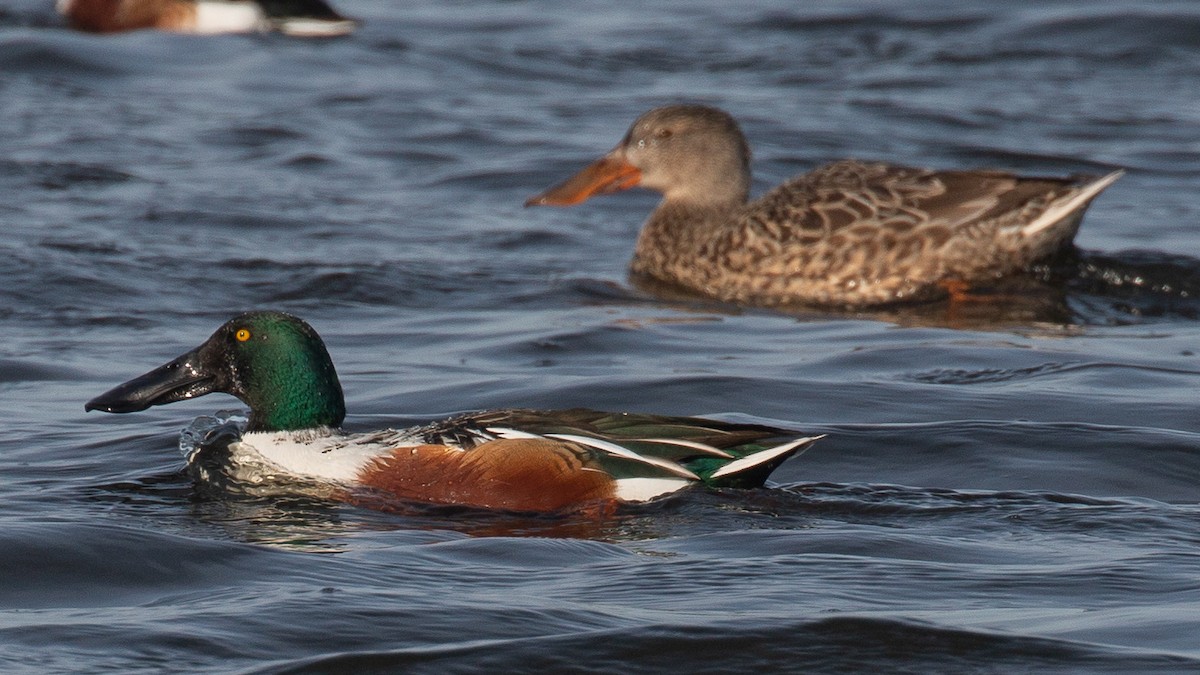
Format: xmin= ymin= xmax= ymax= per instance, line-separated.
xmin=86 ymin=311 xmax=346 ymax=432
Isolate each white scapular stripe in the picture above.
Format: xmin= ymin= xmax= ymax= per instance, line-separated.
xmin=546 ymin=433 xmax=700 ymax=480
xmin=486 ymin=427 xmax=543 ymax=440
xmin=627 ymin=437 xmax=734 ymax=458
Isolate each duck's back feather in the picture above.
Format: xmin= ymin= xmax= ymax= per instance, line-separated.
xmin=682 ymin=161 xmax=1122 ymax=306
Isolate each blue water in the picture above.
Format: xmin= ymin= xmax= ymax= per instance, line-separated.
xmin=2 ymin=0 xmax=1200 ymax=672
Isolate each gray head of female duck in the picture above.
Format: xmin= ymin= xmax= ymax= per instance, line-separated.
xmin=526 ymin=105 xmax=752 ymax=209
xmin=85 ymin=311 xmax=346 ymax=433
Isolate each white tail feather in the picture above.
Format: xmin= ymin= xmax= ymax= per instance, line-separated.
xmin=709 ymin=435 xmax=824 ymax=480
xmin=274 ymin=18 xmax=358 ymax=37
xmin=1020 ymin=170 xmax=1123 ymax=237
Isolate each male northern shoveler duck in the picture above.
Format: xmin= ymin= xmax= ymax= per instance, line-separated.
xmin=525 ymin=104 xmax=1123 ymax=308
xmin=85 ymin=311 xmax=821 ymax=513
xmin=58 ymin=0 xmax=357 ymax=36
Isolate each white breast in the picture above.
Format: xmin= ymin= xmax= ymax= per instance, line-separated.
xmin=234 ymin=429 xmax=421 ymax=483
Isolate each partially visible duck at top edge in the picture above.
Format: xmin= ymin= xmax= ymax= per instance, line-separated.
xmin=526 ymin=104 xmax=1123 ymax=308
xmin=85 ymin=311 xmax=821 ymax=514
xmin=57 ymin=0 xmax=357 ymax=37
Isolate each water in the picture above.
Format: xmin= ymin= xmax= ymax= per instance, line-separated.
xmin=2 ymin=0 xmax=1200 ymax=671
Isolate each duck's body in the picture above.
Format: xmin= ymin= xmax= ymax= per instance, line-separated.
xmin=58 ymin=0 xmax=357 ymax=36
xmin=192 ymin=409 xmax=815 ymax=511
xmin=527 ymin=105 xmax=1122 ymax=308
xmin=87 ymin=312 xmax=819 ymax=513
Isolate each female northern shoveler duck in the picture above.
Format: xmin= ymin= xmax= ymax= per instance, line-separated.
xmin=57 ymin=0 xmax=357 ymax=36
xmin=526 ymin=104 xmax=1123 ymax=308
xmin=85 ymin=311 xmax=821 ymax=513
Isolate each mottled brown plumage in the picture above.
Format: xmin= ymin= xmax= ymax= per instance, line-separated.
xmin=527 ymin=105 xmax=1123 ymax=308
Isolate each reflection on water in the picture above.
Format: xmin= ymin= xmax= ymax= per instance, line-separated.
xmin=632 ymin=248 xmax=1200 ymax=331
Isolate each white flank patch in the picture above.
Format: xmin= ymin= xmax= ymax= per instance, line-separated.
xmin=614 ymin=477 xmax=691 ymax=502
xmin=709 ymin=435 xmax=824 ymax=480
xmin=193 ymin=1 xmax=266 ymax=34
xmin=55 ymin=0 xmax=75 ymax=15
xmin=547 ymin=433 xmax=700 ymax=480
xmin=1020 ymin=170 xmax=1124 ymax=237
xmin=235 ymin=430 xmax=403 ymax=483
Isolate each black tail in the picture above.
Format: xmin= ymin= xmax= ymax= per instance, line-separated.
xmin=255 ymin=0 xmax=349 ymax=20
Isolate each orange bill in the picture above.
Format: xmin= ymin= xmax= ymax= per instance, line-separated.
xmin=525 ymin=155 xmax=642 ymax=207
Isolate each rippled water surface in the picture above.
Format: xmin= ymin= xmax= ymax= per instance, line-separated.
xmin=3 ymin=0 xmax=1200 ymax=672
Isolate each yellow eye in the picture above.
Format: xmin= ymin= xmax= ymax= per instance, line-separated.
xmin=235 ymin=328 xmax=252 ymax=342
